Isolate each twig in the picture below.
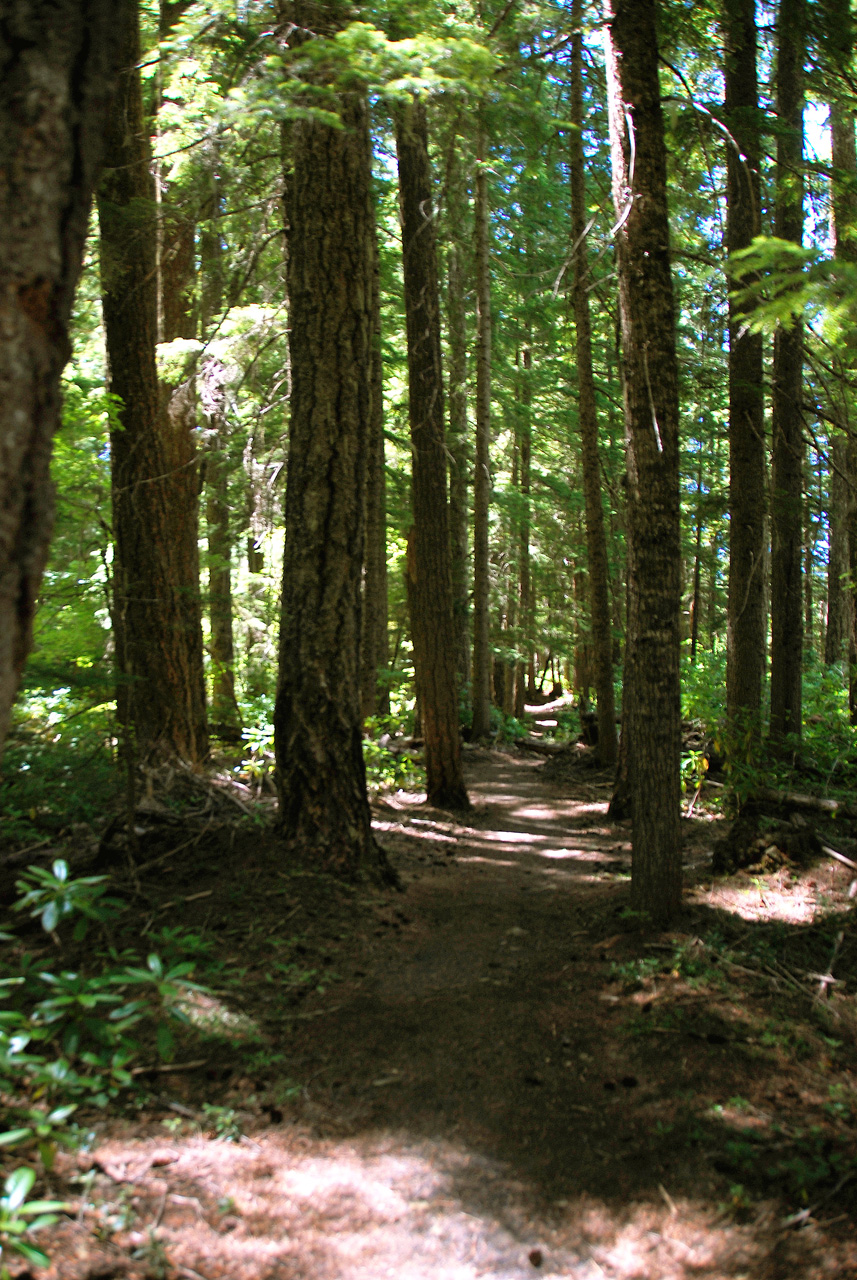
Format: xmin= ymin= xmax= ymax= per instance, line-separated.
xmin=130 ymin=1058 xmax=208 ymax=1076
xmin=658 ymin=1183 xmax=678 ymax=1215
xmin=822 ymin=845 xmax=857 ymax=873
xmin=134 ymin=823 xmax=213 ymax=876
xmin=151 ymin=1189 xmax=167 ymax=1230
xmin=686 ymin=782 xmax=703 ymax=818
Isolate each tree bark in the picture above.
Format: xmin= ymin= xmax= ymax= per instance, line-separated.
xmin=395 ymin=97 xmax=469 ymax=809
xmin=470 ymin=114 xmax=493 ymax=741
xmin=769 ymin=0 xmax=805 ymax=746
xmin=200 ymin=168 xmax=242 ymax=740
xmin=445 ymin=159 xmax=472 ymax=693
xmin=604 ymin=0 xmax=683 ymax=928
xmin=361 ymin=210 xmax=390 ymax=721
xmin=570 ymin=0 xmax=617 ymax=766
xmin=825 ymin=0 xmax=857 ymax=689
xmin=274 ymin=2 xmax=395 ymax=883
xmin=0 ymin=1 xmax=122 ymax=753
xmin=723 ymin=0 xmax=766 ymax=740
xmin=514 ymin=346 xmax=532 ymax=721
xmin=98 ymin=0 xmax=208 ymax=764
xmin=826 ymin=433 xmax=851 ymax=663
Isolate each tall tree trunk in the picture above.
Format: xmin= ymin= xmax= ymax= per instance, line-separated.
xmin=274 ymin=3 xmax=394 ymax=883
xmin=769 ymin=0 xmax=806 ymax=746
xmin=98 ymin=0 xmax=208 ymax=764
xmin=826 ymin=434 xmax=851 ymax=663
xmin=604 ymin=0 xmax=683 ymax=928
xmin=395 ymin=97 xmax=469 ymax=809
xmin=0 ymin=1 xmax=122 ymax=754
xmin=570 ymin=0 xmax=617 ymax=765
xmin=826 ymin=0 xmax=857 ymax=694
xmin=471 ymin=114 xmax=493 ymax=741
xmin=200 ymin=169 xmax=242 ymax=740
xmin=361 ymin=213 xmax=390 ymax=721
xmin=514 ymin=346 xmax=532 ymax=721
xmin=446 ymin=159 xmax=472 ymax=693
xmin=723 ymin=0 xmax=766 ymax=740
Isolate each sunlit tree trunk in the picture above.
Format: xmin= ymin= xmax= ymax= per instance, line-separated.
xmin=0 ymin=1 xmax=121 ymax=754
xmin=514 ymin=346 xmax=532 ymax=720
xmin=769 ymin=0 xmax=805 ymax=746
xmin=273 ymin=1 xmax=395 ymax=882
xmin=723 ymin=0 xmax=766 ymax=743
xmin=471 ymin=114 xmax=493 ymax=741
xmin=360 ymin=209 xmax=390 ymax=721
xmin=570 ymin=0 xmax=617 ymax=765
xmin=98 ymin=0 xmax=208 ymax=764
xmin=200 ymin=169 xmax=242 ymax=740
xmin=395 ymin=96 xmax=469 ymax=809
xmin=605 ymin=0 xmax=682 ymax=927
xmin=446 ymin=156 xmax=472 ymax=693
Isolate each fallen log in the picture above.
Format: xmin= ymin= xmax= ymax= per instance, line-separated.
xmin=517 ymin=737 xmax=574 ymax=757
xmin=753 ymin=786 xmax=857 ymax=820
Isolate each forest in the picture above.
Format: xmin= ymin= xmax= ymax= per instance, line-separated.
xmin=3 ymin=0 xmax=857 ymax=1275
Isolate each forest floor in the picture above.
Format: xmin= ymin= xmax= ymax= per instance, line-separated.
xmin=9 ymin=706 xmax=857 ymax=1279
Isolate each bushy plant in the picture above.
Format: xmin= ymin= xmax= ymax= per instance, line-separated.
xmin=0 ymin=862 xmax=209 ymax=1271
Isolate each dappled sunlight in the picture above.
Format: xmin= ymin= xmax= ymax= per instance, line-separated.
xmin=455 ymin=855 xmax=517 ymax=867
xmin=51 ymin=1124 xmax=855 ymax=1280
xmin=174 ymin=990 xmax=262 ymax=1042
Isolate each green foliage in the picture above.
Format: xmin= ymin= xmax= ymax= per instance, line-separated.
xmin=13 ymin=861 xmax=121 ymax=939
xmin=0 ymin=1166 xmax=70 ymax=1277
xmin=0 ymin=865 xmax=209 ymax=1236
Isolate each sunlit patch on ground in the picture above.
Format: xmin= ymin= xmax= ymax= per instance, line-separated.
xmin=173 ymin=989 xmax=262 ymax=1041
xmin=46 ymin=1127 xmax=857 ymax=1279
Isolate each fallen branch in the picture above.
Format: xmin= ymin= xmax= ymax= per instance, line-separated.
xmin=753 ymin=787 xmax=857 ymax=820
xmin=130 ymin=1058 xmax=208 ymax=1076
xmin=517 ymin=736 xmax=572 ymax=756
xmin=821 ymin=844 xmax=857 ymax=873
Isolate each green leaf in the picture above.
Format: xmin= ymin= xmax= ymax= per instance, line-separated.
xmin=9 ymin=1240 xmax=51 ymax=1266
xmin=0 ymin=1130 xmax=33 ymax=1148
xmin=156 ymin=1024 xmax=175 ymax=1063
xmin=40 ymin=901 xmax=59 ymax=933
xmin=3 ymin=1165 xmax=36 ymax=1211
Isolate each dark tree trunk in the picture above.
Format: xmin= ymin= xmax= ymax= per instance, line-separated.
xmin=471 ymin=115 xmax=493 ymax=741
xmin=826 ymin=434 xmax=851 ymax=664
xmin=446 ymin=160 xmax=472 ymax=693
xmin=0 ymin=1 xmax=122 ymax=752
xmin=274 ymin=4 xmax=394 ymax=883
xmin=570 ymin=0 xmax=617 ymax=766
xmin=769 ymin=0 xmax=805 ymax=746
xmin=723 ymin=0 xmax=766 ymax=739
xmin=395 ymin=97 xmax=469 ymax=809
xmin=361 ymin=213 xmax=390 ymax=721
xmin=825 ymin=0 xmax=857 ymax=686
xmin=514 ymin=346 xmax=532 ymax=721
xmin=605 ymin=0 xmax=683 ymax=928
xmin=98 ymin=0 xmax=208 ymax=764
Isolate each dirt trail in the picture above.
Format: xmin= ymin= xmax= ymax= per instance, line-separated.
xmin=44 ymin=745 xmax=857 ymax=1279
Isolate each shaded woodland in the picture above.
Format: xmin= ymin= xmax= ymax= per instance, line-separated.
xmin=4 ymin=0 xmax=857 ymax=1274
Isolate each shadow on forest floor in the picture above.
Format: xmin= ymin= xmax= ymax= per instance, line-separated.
xmin=6 ymin=740 xmax=857 ymax=1279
